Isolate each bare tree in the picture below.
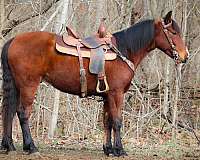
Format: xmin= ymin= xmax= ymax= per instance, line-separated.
xmin=47 ymin=0 xmax=71 ymax=139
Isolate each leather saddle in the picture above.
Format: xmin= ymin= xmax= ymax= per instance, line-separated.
xmin=55 ymin=19 xmax=117 ymax=97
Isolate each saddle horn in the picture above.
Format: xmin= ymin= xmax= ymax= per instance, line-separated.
xmin=98 ymin=18 xmax=107 ymax=38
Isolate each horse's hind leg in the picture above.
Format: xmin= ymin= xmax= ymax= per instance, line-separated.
xmin=17 ymin=83 xmax=40 ymax=154
xmin=1 ymin=38 xmax=19 ymax=152
xmin=1 ymin=100 xmax=18 ymax=152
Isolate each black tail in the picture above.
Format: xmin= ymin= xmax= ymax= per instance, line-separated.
xmin=1 ymin=38 xmax=18 ymax=118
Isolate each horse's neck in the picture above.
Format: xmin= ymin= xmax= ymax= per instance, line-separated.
xmin=129 ymin=40 xmax=155 ymax=69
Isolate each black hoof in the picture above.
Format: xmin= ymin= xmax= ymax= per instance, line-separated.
xmin=0 ymin=145 xmax=7 ymax=151
xmin=23 ymin=143 xmax=38 ymax=154
xmin=112 ymin=147 xmax=128 ymax=157
xmin=103 ymin=144 xmax=113 ymax=156
xmin=1 ymin=137 xmax=16 ymax=152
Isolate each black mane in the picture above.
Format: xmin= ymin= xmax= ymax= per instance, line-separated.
xmin=113 ymin=19 xmax=155 ymax=56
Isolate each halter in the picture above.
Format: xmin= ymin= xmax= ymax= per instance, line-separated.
xmin=161 ymin=19 xmax=180 ymax=63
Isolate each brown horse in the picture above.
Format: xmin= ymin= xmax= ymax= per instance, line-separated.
xmin=1 ymin=11 xmax=188 ymax=156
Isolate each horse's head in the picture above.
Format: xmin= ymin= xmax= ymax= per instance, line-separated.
xmin=155 ymin=11 xmax=189 ymax=63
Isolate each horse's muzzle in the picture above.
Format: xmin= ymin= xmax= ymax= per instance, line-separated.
xmin=181 ymin=57 xmax=188 ymax=63
xmin=173 ymin=51 xmax=188 ymax=64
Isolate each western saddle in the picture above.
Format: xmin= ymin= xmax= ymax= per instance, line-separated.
xmin=55 ymin=19 xmax=117 ymax=97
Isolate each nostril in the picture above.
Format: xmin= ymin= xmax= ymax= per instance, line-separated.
xmin=182 ymin=58 xmax=187 ymax=63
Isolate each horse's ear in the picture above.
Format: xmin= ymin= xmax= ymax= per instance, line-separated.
xmin=163 ymin=11 xmax=172 ymax=24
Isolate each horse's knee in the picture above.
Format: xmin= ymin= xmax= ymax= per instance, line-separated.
xmin=17 ymin=110 xmax=28 ymax=124
xmin=103 ymin=113 xmax=112 ymax=128
xmin=113 ymin=118 xmax=122 ymax=131
xmin=20 ymin=96 xmax=35 ymax=107
xmin=20 ymin=85 xmax=38 ymax=106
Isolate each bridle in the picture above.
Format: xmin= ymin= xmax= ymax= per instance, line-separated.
xmin=161 ymin=19 xmax=181 ymax=63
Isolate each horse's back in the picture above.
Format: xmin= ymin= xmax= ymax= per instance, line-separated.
xmin=10 ymin=31 xmax=55 ymax=51
xmin=8 ymin=32 xmax=56 ymax=87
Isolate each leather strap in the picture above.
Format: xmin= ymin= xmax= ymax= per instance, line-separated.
xmin=163 ymin=28 xmax=176 ymax=50
xmin=98 ymin=72 xmax=105 ymax=80
xmin=161 ymin=19 xmax=179 ymax=62
xmin=108 ymin=42 xmax=135 ymax=72
xmin=76 ymin=41 xmax=87 ymax=97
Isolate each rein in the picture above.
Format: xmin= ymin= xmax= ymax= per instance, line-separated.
xmin=109 ymin=37 xmax=135 ymax=72
xmin=111 ymin=43 xmax=135 ymax=72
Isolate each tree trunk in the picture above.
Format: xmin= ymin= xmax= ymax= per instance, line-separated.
xmin=48 ymin=0 xmax=71 ymax=139
xmin=48 ymin=89 xmax=60 ymax=138
xmin=95 ymin=0 xmax=105 ymax=25
xmin=0 ymin=0 xmax=5 ymax=42
xmin=0 ymin=0 xmax=4 ymax=25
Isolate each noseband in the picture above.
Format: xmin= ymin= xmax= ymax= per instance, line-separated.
xmin=161 ymin=19 xmax=180 ymax=63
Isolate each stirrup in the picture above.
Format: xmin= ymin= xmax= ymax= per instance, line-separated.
xmin=96 ymin=76 xmax=109 ymax=93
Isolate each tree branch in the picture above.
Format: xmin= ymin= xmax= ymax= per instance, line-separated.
xmin=2 ymin=0 xmax=61 ymax=37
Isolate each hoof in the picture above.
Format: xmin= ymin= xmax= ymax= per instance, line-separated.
xmin=0 ymin=146 xmax=16 ymax=153
xmin=23 ymin=143 xmax=38 ymax=154
xmin=103 ymin=144 xmax=113 ymax=156
xmin=112 ymin=147 xmax=128 ymax=157
xmin=1 ymin=137 xmax=16 ymax=152
xmin=0 ymin=146 xmax=7 ymax=152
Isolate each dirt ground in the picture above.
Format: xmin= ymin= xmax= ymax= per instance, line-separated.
xmin=0 ymin=149 xmax=151 ymax=160
xmin=0 ymin=143 xmax=200 ymax=160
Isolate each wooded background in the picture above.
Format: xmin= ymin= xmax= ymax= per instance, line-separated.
xmin=0 ymin=0 xmax=200 ymax=152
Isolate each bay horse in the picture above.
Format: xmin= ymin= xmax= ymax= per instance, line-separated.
xmin=1 ymin=11 xmax=188 ymax=157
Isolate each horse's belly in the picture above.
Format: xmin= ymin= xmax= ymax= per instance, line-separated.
xmin=43 ymin=68 xmax=97 ymax=96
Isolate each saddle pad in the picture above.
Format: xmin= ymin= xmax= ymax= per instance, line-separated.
xmin=56 ymin=35 xmax=117 ymax=60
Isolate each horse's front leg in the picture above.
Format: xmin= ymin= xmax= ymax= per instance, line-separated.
xmin=107 ymin=91 xmax=127 ymax=157
xmin=103 ymin=100 xmax=113 ymax=156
